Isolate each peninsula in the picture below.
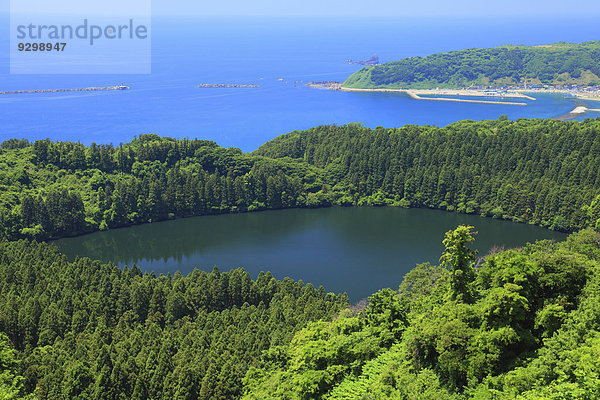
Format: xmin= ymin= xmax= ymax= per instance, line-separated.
xmin=309 ymin=42 xmax=600 ymax=104
xmin=343 ymin=41 xmax=600 ymax=90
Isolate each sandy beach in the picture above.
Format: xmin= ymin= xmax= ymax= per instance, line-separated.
xmin=560 ymin=106 xmax=600 ymax=120
xmin=570 ymin=106 xmax=600 ymax=114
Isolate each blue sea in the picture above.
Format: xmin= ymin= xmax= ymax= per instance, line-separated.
xmin=0 ymin=16 xmax=598 ymax=151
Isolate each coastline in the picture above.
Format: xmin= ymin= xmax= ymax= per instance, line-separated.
xmin=307 ymin=81 xmax=600 ymax=106
xmin=401 ymin=90 xmax=527 ymax=106
xmin=516 ymin=88 xmax=600 ymax=101
xmin=343 ymin=87 xmax=534 ymax=100
xmin=307 ymin=82 xmax=530 ymax=106
xmin=576 ymin=96 xmax=600 ymax=102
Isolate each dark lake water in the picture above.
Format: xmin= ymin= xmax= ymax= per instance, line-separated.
xmin=54 ymin=207 xmax=566 ymax=301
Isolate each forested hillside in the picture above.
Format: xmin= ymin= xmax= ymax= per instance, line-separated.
xmin=243 ymin=227 xmax=600 ymax=399
xmin=3 ymin=118 xmax=600 ymax=242
xmin=0 ymin=134 xmax=331 ymax=241
xmin=255 ymin=118 xmax=600 ymax=232
xmin=1 ymin=118 xmax=600 ymax=398
xmin=1 ymin=228 xmax=598 ymax=399
xmin=0 ymin=239 xmax=347 ymax=399
xmin=342 ymin=41 xmax=600 ymax=89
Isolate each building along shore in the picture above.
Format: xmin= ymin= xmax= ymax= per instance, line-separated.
xmin=306 ymin=82 xmax=529 ymax=105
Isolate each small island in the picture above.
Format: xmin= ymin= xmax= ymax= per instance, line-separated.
xmin=345 ymin=54 xmax=379 ymax=66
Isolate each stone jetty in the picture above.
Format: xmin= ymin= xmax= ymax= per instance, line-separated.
xmin=0 ymin=85 xmax=129 ymax=95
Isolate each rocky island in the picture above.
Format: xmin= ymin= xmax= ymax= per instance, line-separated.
xmin=345 ymin=54 xmax=379 ymax=66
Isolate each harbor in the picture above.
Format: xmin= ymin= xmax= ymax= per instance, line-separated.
xmin=306 ymin=81 xmax=530 ymax=105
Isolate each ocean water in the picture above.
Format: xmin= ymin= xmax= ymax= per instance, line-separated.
xmin=0 ymin=16 xmax=598 ymax=151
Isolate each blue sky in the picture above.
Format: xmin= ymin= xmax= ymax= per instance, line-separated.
xmin=155 ymin=0 xmax=600 ymax=17
xmin=3 ymin=0 xmax=600 ymax=17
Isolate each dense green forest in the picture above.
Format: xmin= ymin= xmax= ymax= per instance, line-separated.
xmin=1 ymin=228 xmax=599 ymax=398
xmin=255 ymin=118 xmax=600 ymax=232
xmin=2 ymin=117 xmax=600 ymax=398
xmin=0 ymin=239 xmax=347 ymax=399
xmin=3 ymin=118 xmax=600 ymax=242
xmin=0 ymin=135 xmax=330 ymax=241
xmin=342 ymin=41 xmax=600 ymax=89
xmin=243 ymin=227 xmax=600 ymax=399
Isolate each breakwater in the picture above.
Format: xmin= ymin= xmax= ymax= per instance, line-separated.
xmin=404 ymin=90 xmax=528 ymax=106
xmin=570 ymin=106 xmax=600 ymax=115
xmin=0 ymin=85 xmax=129 ymax=95
xmin=339 ymin=87 xmax=528 ymax=105
xmin=198 ymin=84 xmax=260 ymax=88
xmin=306 ymin=81 xmax=529 ymax=106
xmin=558 ymin=106 xmax=600 ymax=120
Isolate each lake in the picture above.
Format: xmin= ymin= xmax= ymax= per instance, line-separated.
xmin=54 ymin=207 xmax=566 ymax=301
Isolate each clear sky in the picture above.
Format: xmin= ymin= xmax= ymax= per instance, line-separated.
xmin=154 ymin=0 xmax=600 ymax=17
xmin=4 ymin=0 xmax=600 ymax=18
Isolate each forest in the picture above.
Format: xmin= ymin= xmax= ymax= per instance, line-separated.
xmin=342 ymin=41 xmax=600 ymax=89
xmin=0 ymin=239 xmax=347 ymax=399
xmin=1 ymin=226 xmax=599 ymax=398
xmin=3 ymin=118 xmax=600 ymax=242
xmin=0 ymin=135 xmax=330 ymax=241
xmin=243 ymin=227 xmax=600 ymax=399
xmin=1 ymin=117 xmax=600 ymax=398
xmin=254 ymin=118 xmax=600 ymax=232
